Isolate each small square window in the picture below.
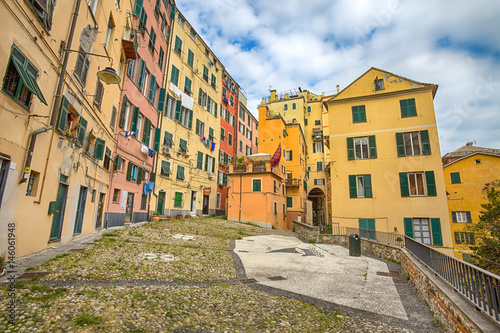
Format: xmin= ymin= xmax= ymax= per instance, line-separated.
xmin=475 ymin=159 xmax=481 ymax=164
xmin=450 ymin=172 xmax=461 ymax=184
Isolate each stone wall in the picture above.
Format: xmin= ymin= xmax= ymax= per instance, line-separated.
xmin=292 ymin=220 xmax=498 ymax=333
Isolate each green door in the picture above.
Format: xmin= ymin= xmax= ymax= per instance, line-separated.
xmin=73 ymin=186 xmax=88 ymax=235
xmin=157 ymin=191 xmax=165 ymax=214
xmin=50 ymin=183 xmax=68 ymax=240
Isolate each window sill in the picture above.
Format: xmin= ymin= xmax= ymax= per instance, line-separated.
xmin=1 ymin=89 xmax=31 ymax=111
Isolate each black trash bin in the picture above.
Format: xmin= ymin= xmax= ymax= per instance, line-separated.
xmin=349 ymin=233 xmax=361 ymax=257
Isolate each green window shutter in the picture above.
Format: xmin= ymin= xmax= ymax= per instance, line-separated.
xmin=204 ymin=154 xmax=209 ymax=171
xmin=349 ymin=175 xmax=357 ymax=198
xmin=451 ymin=172 xmax=461 ymax=184
xmin=197 ymin=152 xmax=203 ymax=169
xmin=347 ymin=137 xmax=354 ymax=160
xmin=170 ymin=65 xmax=179 ymax=85
xmin=130 ymin=106 xmax=139 ymax=132
xmin=137 ymin=167 xmax=143 ymax=184
xmin=364 ymin=175 xmax=372 ymax=198
xmin=134 ymin=0 xmax=143 ymax=16
xmin=115 ymin=155 xmax=122 ymax=171
xmin=400 ymin=98 xmax=417 ymax=118
xmin=214 ymin=102 xmax=218 ymax=117
xmin=287 ymin=197 xmax=292 ymax=208
xmin=174 ymin=100 xmax=182 ymax=121
xmin=185 ymin=77 xmax=192 ymax=92
xmin=198 ymin=88 xmax=202 ymax=105
xmin=169 ymin=4 xmax=176 ymax=20
xmin=466 ymin=211 xmax=471 ymax=222
xmin=420 ymin=130 xmax=431 ymax=155
xmin=451 ymin=211 xmax=457 ymax=222
xmin=77 ymin=117 xmax=87 ymax=147
xmin=253 ymin=179 xmax=261 ymax=191
xmin=359 ymin=105 xmax=366 ymax=122
xmin=368 ymin=135 xmax=377 ymax=158
xmin=179 ymin=167 xmax=185 ymax=180
xmin=148 ymin=75 xmax=156 ymax=102
xmin=396 ymin=133 xmax=405 ymax=157
xmin=209 ymin=127 xmax=214 ymax=139
xmin=119 ymin=96 xmax=127 ymax=129
xmin=153 ymin=128 xmax=161 ymax=152
xmin=404 ymin=218 xmax=413 ymax=238
xmin=166 ymin=26 xmax=171 ymax=43
xmin=425 ymin=171 xmax=436 ymax=196
xmin=174 ymin=36 xmax=182 ymax=53
xmin=454 ymin=232 xmax=461 ymax=244
xmin=94 ymin=139 xmax=105 ymax=160
xmin=399 ymin=172 xmax=409 ymax=197
xmin=150 ymin=172 xmax=156 ymax=183
xmin=187 ymin=50 xmax=194 ymax=67
xmin=188 ymin=110 xmax=193 ymax=129
xmin=195 ymin=119 xmax=200 ymax=135
xmin=137 ymin=60 xmax=145 ymax=88
xmin=56 ymin=96 xmax=69 ymax=132
xmin=431 ymin=218 xmax=443 ymax=246
xmin=157 ymin=88 xmax=166 ymax=112
xmin=313 ymin=142 xmax=317 ymax=153
xmin=400 ymin=99 xmax=408 ymax=118
xmin=142 ymin=118 xmax=151 ymax=145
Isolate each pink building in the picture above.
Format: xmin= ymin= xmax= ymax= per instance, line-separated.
xmin=236 ymin=94 xmax=258 ymax=158
xmin=105 ymin=0 xmax=175 ymax=226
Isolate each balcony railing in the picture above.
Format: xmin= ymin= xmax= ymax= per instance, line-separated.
xmin=285 ymin=178 xmax=300 ymax=187
xmin=324 ymin=225 xmax=405 ymax=247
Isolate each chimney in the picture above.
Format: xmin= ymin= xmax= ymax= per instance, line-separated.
xmin=336 ymin=85 xmax=340 ymax=93
xmin=465 ymin=142 xmax=474 ymax=146
xmin=270 ymin=90 xmax=277 ymax=102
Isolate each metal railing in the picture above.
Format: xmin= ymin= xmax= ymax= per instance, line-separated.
xmin=405 ymin=236 xmax=500 ymax=323
xmin=324 ymin=225 xmax=405 ymax=247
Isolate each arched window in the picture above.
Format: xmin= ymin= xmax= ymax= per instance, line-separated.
xmin=307 ymin=106 xmax=311 ymax=113
xmin=283 ymin=104 xmax=288 ymax=111
xmin=292 ymin=103 xmax=296 ymax=110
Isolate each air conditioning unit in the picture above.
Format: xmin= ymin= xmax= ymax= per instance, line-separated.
xmin=162 ymin=146 xmax=171 ymax=156
xmin=208 ymin=172 xmax=214 ymax=179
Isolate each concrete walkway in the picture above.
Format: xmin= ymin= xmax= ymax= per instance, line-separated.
xmin=234 ymin=234 xmax=440 ymax=332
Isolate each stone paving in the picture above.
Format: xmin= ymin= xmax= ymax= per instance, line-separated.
xmin=0 ymin=218 xmax=437 ymax=332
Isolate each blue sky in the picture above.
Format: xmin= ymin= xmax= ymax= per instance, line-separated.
xmin=177 ymin=0 xmax=500 ymax=154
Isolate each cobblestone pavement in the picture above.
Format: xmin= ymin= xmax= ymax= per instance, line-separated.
xmin=0 ymin=218 xmax=436 ymax=332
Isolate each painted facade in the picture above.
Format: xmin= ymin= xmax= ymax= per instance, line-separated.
xmin=0 ymin=0 xmax=129 ymax=257
xmin=151 ymin=11 xmax=221 ymax=217
xmin=442 ymin=145 xmax=500 ymax=259
xmin=325 ymin=67 xmax=453 ymax=255
xmin=105 ymin=0 xmax=174 ymax=227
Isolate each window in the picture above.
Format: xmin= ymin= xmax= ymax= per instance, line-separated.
xmin=287 ymin=197 xmax=293 ymax=208
xmin=252 ymin=179 xmax=262 ymax=192
xmin=112 ymin=189 xmax=120 ymax=203
xmin=26 ymin=171 xmax=40 ymax=197
xmin=187 ymin=49 xmax=194 ymax=68
xmin=399 ymin=171 xmax=436 ymax=197
xmin=126 ymin=162 xmax=138 ymax=182
xmin=141 ymin=194 xmax=147 ymax=210
xmin=216 ymin=193 xmax=221 ymax=209
xmin=93 ymin=81 xmax=104 ymax=109
xmin=170 ymin=65 xmax=179 ymax=85
xmin=352 ymin=105 xmax=366 ymax=123
xmin=220 ymin=127 xmax=225 ymax=142
xmin=284 ymin=104 xmax=288 ymax=111
xmin=195 ymin=119 xmax=205 ymax=136
xmin=105 ymin=17 xmax=115 ymax=50
xmin=455 ymin=232 xmax=475 ymax=245
xmin=179 ymin=138 xmax=188 ymax=153
xmin=26 ymin=0 xmax=54 ymax=31
xmin=246 ymin=146 xmax=251 ymax=155
xmin=313 ymin=142 xmax=323 ymax=154
xmin=307 ymin=106 xmax=311 ymax=113
xmin=158 ymin=47 xmax=164 ymax=69
xmin=211 ymin=74 xmax=216 ymax=89
xmin=114 ymin=155 xmax=123 ymax=172
xmin=246 ymin=129 xmax=252 ymax=140
xmin=292 ymin=103 xmax=296 ymax=110
xmin=452 ymin=211 xmax=471 ymax=223
xmin=197 ymin=151 xmax=204 ymax=170
xmin=176 ymin=165 xmax=185 ymax=180
xmin=94 ymin=138 xmax=105 ymax=160
xmin=110 ymin=106 xmax=117 ymax=131
xmin=127 ymin=59 xmax=136 ymax=81
xmin=359 ymin=219 xmax=375 ymax=239
xmin=174 ymin=36 xmax=182 ymax=56
xmin=239 ymin=122 xmax=245 ymax=134
xmin=174 ymin=101 xmax=193 ymax=129
xmin=135 ymin=113 xmax=143 ymax=140
xmin=349 ymin=175 xmax=372 ymax=198
xmin=247 ymin=116 xmax=251 ymax=127
xmin=203 ymin=65 xmax=209 ymax=82
xmin=239 ymin=108 xmax=245 ymax=120
xmin=317 ymin=162 xmax=323 ymax=172
xmin=228 ymin=133 xmax=233 ymax=146
xmin=314 ymin=120 xmax=321 ymax=126
xmin=160 ymin=160 xmax=171 ymax=177
xmin=103 ymin=147 xmax=112 ymax=170
xmin=475 ymin=159 xmax=481 ymax=164
xmin=174 ymin=192 xmax=183 ymax=207
xmin=286 ymin=150 xmax=293 ymax=161
xmin=374 ymin=77 xmax=384 ymax=91
xmin=137 ymin=59 xmax=146 ymax=90
xmin=208 ymin=127 xmax=214 ymax=141
xmin=405 ymin=218 xmax=442 ymax=246
xmin=347 ymin=136 xmax=377 ymax=160
xmin=184 ymin=77 xmax=192 ymax=95
xmin=141 ymin=117 xmax=152 ymax=147
xmin=304 ymin=119 xmax=308 ymax=126
xmin=314 ymin=179 xmax=325 ymax=185
xmin=141 ymin=70 xmax=150 ymax=96
xmin=2 ymin=45 xmax=47 ymax=108
xmin=205 ymin=155 xmax=215 ymax=173
xmin=396 ymin=130 xmax=431 ymax=156
xmin=239 ymin=140 xmax=243 ymax=152
xmin=75 ymin=46 xmax=91 ymax=86
xmin=274 ymin=202 xmax=277 ymax=214
xmin=283 ymin=203 xmax=286 ymax=215
xmin=165 ymin=96 xmax=175 ymax=119
xmin=450 ymin=172 xmax=461 ymax=184
xmin=163 ymin=131 xmax=173 ymax=148
xmin=221 ymin=106 xmax=227 ymax=120
xmin=207 ymin=98 xmax=218 ymax=117
xmin=400 ymin=98 xmax=417 ymax=118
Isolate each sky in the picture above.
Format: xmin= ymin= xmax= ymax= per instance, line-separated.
xmin=177 ymin=0 xmax=500 ymax=155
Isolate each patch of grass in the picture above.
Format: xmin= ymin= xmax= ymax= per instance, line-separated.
xmin=308 ymin=238 xmax=316 ymax=244
xmin=133 ymin=292 xmax=147 ymax=300
xmin=24 ymin=266 xmax=36 ymax=272
xmin=33 ymin=287 xmax=67 ymax=302
xmin=73 ymin=311 xmax=103 ymax=327
xmin=29 ymin=285 xmax=53 ymax=293
xmin=384 ymin=257 xmax=401 ymax=265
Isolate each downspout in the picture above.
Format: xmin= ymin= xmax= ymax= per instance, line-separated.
xmin=34 ymin=0 xmax=81 ymax=203
xmin=19 ymin=126 xmax=53 ymax=184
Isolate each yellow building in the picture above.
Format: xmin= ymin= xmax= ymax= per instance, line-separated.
xmin=152 ymin=11 xmax=221 ymax=216
xmin=325 ymin=67 xmax=453 ymax=254
xmin=442 ymin=144 xmax=500 ymax=259
xmin=259 ymin=89 xmax=334 ymax=225
xmin=0 ymin=0 xmax=129 ymax=257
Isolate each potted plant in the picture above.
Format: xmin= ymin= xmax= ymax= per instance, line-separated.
xmin=151 ymin=213 xmax=160 ymax=222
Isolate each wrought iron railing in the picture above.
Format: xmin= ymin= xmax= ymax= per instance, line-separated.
xmin=324 ymin=225 xmax=405 ymax=247
xmin=405 ymin=236 xmax=500 ymax=323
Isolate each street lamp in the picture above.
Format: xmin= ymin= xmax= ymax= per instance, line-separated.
xmin=62 ymin=49 xmax=120 ymax=85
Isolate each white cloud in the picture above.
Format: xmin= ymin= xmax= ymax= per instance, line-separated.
xmin=177 ymin=0 xmax=500 ymax=154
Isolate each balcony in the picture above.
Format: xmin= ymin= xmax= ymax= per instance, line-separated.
xmin=230 ymin=161 xmax=280 ymax=177
xmin=285 ymin=178 xmax=300 ymax=187
xmin=312 ymin=128 xmax=323 ymax=142
xmin=122 ymin=29 xmax=138 ymax=60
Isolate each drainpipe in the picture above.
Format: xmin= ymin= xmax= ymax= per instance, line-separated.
xmin=19 ymin=126 xmax=53 ymax=184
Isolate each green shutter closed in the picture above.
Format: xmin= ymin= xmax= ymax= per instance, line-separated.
xmin=396 ymin=133 xmax=405 ymax=157
xmin=153 ymin=128 xmax=161 ymax=152
xmin=364 ymin=175 xmax=372 ymax=198
xmin=148 ymin=75 xmax=156 ymax=102
xmin=400 ymin=99 xmax=417 ymax=118
xmin=169 ymin=4 xmax=176 ymax=20
xmin=57 ymin=96 xmax=69 ymax=133
xmin=347 ymin=137 xmax=354 ymax=160
xmin=431 ymin=218 xmax=443 ymax=246
xmin=404 ymin=218 xmax=414 ymax=238
xmin=451 ymin=211 xmax=457 ymax=222
xmin=130 ymin=106 xmax=139 ymax=132
xmin=174 ymin=100 xmax=182 ymax=121
xmin=195 ymin=119 xmax=200 ymax=135
xmin=425 ymin=171 xmax=436 ymax=196
xmin=115 ymin=155 xmax=122 ymax=171
xmin=127 ymin=161 xmax=132 ymax=180
xmin=400 ymin=172 xmax=409 ymax=197
xmin=157 ymin=88 xmax=166 ymax=112
xmin=137 ymin=167 xmax=143 ymax=184
xmin=150 ymin=172 xmax=156 ymax=183
xmin=77 ymin=117 xmax=87 ymax=147
xmin=187 ymin=50 xmax=194 ymax=67
xmin=137 ymin=60 xmax=145 ymax=89
xmin=119 ymin=96 xmax=127 ymax=129
xmin=466 ymin=211 xmax=471 ymax=222
xmin=170 ymin=65 xmax=179 ymax=85
xmin=420 ymin=130 xmax=431 ymax=155
xmin=368 ymin=135 xmax=377 ymax=158
xmin=188 ymin=110 xmax=193 ymax=129
xmin=349 ymin=175 xmax=357 ymax=198
xmin=142 ymin=118 xmax=151 ymax=145
xmin=134 ymin=0 xmax=143 ymax=16
xmin=197 ymin=152 xmax=203 ymax=169
xmin=94 ymin=138 xmax=105 ymax=160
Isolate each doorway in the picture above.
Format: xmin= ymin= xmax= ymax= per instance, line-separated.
xmin=202 ymin=194 xmax=209 ymax=215
xmin=95 ymin=193 xmax=105 ymax=228
xmin=190 ymin=190 xmax=197 ymax=215
xmin=157 ymin=191 xmax=165 ymax=215
xmin=73 ymin=186 xmax=88 ymax=235
xmin=125 ymin=192 xmax=134 ymax=222
xmin=50 ymin=182 xmax=68 ymax=241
